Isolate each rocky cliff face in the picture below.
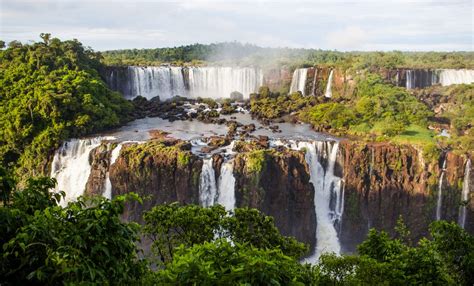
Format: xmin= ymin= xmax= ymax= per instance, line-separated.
xmin=338 ymin=141 xmax=468 ymax=252
xmin=109 ymin=141 xmax=202 ymax=223
xmin=233 ymin=149 xmax=317 ymax=249
xmin=86 ymin=138 xmax=472 ymax=254
xmin=85 ymin=144 xmax=112 ymax=197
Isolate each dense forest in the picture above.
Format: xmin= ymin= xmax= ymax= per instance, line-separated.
xmin=0 ymin=176 xmax=472 ymax=285
xmin=101 ymin=42 xmax=474 ymax=69
xmin=0 ymin=34 xmax=133 ymax=179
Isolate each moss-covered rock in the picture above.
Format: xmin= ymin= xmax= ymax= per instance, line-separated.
xmin=109 ymin=140 xmax=201 ymax=223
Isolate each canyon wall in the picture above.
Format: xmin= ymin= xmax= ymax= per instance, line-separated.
xmin=80 ymin=139 xmax=472 ymax=254
xmin=338 ymin=141 xmax=470 ymax=252
xmin=232 ymin=149 xmax=317 ymax=249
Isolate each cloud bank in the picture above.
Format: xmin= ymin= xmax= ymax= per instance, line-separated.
xmin=0 ymin=0 xmax=472 ymax=51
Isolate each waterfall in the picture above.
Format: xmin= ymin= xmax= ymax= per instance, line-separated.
xmin=295 ymin=141 xmax=342 ymax=262
xmin=405 ymin=69 xmax=438 ymax=89
xmin=369 ymin=147 xmax=375 ymax=178
xmin=103 ymin=143 xmax=122 ymax=200
xmin=458 ymin=159 xmax=471 ymax=228
xmin=111 ymin=66 xmax=262 ymax=100
xmin=436 ymin=158 xmax=447 ymax=221
xmin=188 ymin=67 xmax=262 ymax=99
xmin=51 ymin=138 xmax=102 ymax=206
xmin=438 ymin=69 xmax=474 ymax=86
xmin=406 ymin=70 xmax=413 ymax=89
xmin=216 ymin=160 xmax=236 ymax=210
xmin=289 ymin=68 xmax=308 ymax=95
xmin=311 ymin=68 xmax=318 ymax=96
xmin=404 ymin=69 xmax=474 ymax=89
xmin=324 ymin=70 xmax=334 ymax=98
xmin=199 ymin=158 xmax=218 ymax=207
xmin=128 ymin=66 xmax=186 ymax=100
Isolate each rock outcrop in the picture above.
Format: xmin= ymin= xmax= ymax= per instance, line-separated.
xmin=233 ymin=149 xmax=317 ymax=249
xmin=109 ymin=141 xmax=202 ymax=223
xmin=85 ymin=144 xmax=113 ymax=197
xmin=338 ymin=141 xmax=468 ymax=252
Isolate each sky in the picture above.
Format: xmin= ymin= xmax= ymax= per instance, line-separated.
xmin=0 ymin=0 xmax=472 ymax=51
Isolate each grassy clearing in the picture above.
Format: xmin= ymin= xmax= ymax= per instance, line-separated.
xmin=390 ymin=125 xmax=436 ymax=145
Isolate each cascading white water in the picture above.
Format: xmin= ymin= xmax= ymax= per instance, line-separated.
xmin=128 ymin=66 xmax=186 ymax=100
xmin=103 ymin=143 xmax=122 ymax=200
xmin=438 ymin=69 xmax=474 ymax=86
xmin=199 ymin=157 xmax=218 ymax=207
xmin=311 ymin=68 xmax=318 ymax=96
xmin=188 ymin=67 xmax=262 ymax=99
xmin=406 ymin=70 xmax=413 ymax=89
xmin=405 ymin=69 xmax=474 ymax=89
xmin=458 ymin=159 xmax=471 ymax=228
xmin=324 ymin=70 xmax=334 ymax=98
xmin=50 ymin=138 xmax=103 ymax=206
xmin=289 ymin=68 xmax=308 ymax=95
xmin=436 ymin=158 xmax=447 ymax=221
xmin=294 ymin=141 xmax=342 ymax=262
xmin=122 ymin=66 xmax=262 ymax=100
xmin=216 ymin=161 xmax=236 ymax=210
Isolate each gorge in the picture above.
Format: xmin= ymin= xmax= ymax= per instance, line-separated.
xmin=49 ymin=119 xmax=473 ymax=258
xmin=45 ymin=62 xmax=474 ymax=261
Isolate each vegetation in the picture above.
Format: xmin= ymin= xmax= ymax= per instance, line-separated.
xmin=0 ymin=175 xmax=145 ymax=285
xmin=0 ymin=35 xmax=133 ymax=179
xmin=250 ymin=86 xmax=316 ymax=119
xmin=0 ymin=174 xmax=473 ymax=285
xmin=428 ymin=83 xmax=474 ymax=153
xmin=1 ymin=176 xmax=473 ymax=285
xmin=101 ymin=42 xmax=474 ymax=69
xmin=250 ymin=74 xmax=433 ymax=143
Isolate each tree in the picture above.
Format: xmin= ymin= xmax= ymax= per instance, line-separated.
xmin=151 ymin=240 xmax=315 ymax=285
xmin=143 ymin=204 xmax=309 ymax=264
xmin=0 ymin=34 xmax=133 ymax=178
xmin=0 ymin=177 xmax=145 ymax=285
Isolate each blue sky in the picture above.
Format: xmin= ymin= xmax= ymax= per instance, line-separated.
xmin=0 ymin=0 xmax=472 ymax=51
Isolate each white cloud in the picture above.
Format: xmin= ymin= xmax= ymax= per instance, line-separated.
xmin=0 ymin=0 xmax=472 ymax=51
xmin=326 ymin=27 xmax=369 ymax=50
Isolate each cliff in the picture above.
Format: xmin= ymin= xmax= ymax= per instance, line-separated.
xmin=109 ymin=140 xmax=202 ymax=223
xmin=338 ymin=141 xmax=468 ymax=252
xmin=233 ymin=148 xmax=317 ymax=249
xmin=85 ymin=138 xmax=472 ymax=254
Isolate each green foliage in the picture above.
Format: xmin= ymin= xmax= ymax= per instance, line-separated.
xmin=197 ymin=97 xmax=218 ymax=109
xmin=0 ymin=166 xmax=15 ymax=204
xmin=143 ymin=203 xmax=227 ymax=263
xmin=429 ymin=221 xmax=474 ymax=284
xmin=1 ymin=176 xmax=473 ymax=285
xmin=101 ymin=42 xmax=474 ymax=69
xmin=143 ymin=204 xmax=308 ymax=265
xmin=120 ymin=141 xmax=192 ymax=171
xmin=0 ymin=177 xmax=145 ymax=285
xmin=435 ymin=84 xmax=474 ymax=152
xmin=250 ymin=88 xmax=316 ymax=119
xmin=299 ymin=74 xmax=433 ymax=141
xmin=152 ymin=240 xmax=314 ymax=285
xmin=302 ymin=102 xmax=356 ymax=130
xmin=0 ymin=35 xmax=133 ymax=177
xmin=245 ymin=149 xmax=267 ymax=173
xmin=422 ymin=142 xmax=442 ymax=163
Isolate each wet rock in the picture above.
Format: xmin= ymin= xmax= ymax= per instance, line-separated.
xmin=207 ymin=136 xmax=230 ymax=148
xmin=242 ymin=123 xmax=256 ymax=133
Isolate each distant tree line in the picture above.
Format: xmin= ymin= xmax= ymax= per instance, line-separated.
xmin=101 ymin=42 xmax=474 ymax=69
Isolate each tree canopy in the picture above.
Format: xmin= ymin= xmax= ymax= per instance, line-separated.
xmin=0 ymin=34 xmax=133 ymax=178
